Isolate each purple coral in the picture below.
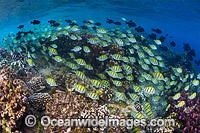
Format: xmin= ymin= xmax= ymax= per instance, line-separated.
xmin=167 ymin=91 xmax=200 ymax=132
xmin=0 ymin=65 xmax=27 ymax=132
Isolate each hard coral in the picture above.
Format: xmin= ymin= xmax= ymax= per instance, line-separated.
xmin=45 ymin=91 xmax=126 ymax=132
xmin=167 ymin=91 xmax=200 ymax=132
xmin=0 ymin=65 xmax=26 ymax=132
xmin=28 ymin=93 xmax=52 ymax=112
xmin=45 ymin=91 xmax=96 ymax=132
xmin=27 ymin=75 xmax=46 ymax=92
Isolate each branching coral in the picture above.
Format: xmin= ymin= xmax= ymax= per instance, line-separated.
xmin=0 ymin=65 xmax=27 ymax=132
xmin=45 ymin=91 xmax=127 ymax=132
xmin=167 ymin=91 xmax=200 ymax=132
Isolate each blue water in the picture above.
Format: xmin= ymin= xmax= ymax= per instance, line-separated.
xmin=0 ymin=0 xmax=200 ymax=66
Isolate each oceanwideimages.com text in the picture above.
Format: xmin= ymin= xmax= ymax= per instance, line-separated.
xmin=25 ymin=115 xmax=175 ymax=129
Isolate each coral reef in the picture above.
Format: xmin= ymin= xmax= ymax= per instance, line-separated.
xmin=167 ymin=91 xmax=200 ymax=132
xmin=44 ymin=91 xmax=126 ymax=132
xmin=0 ymin=65 xmax=27 ymax=132
xmin=0 ymin=19 xmax=199 ymax=133
xmin=0 ymin=64 xmax=53 ymax=132
xmin=27 ymin=75 xmax=46 ymax=92
xmin=28 ymin=93 xmax=52 ymax=111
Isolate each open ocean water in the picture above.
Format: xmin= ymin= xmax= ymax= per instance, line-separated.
xmin=0 ymin=0 xmax=200 ymax=132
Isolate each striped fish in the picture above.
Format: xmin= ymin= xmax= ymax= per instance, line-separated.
xmin=122 ymin=64 xmax=132 ymax=74
xmin=133 ymin=44 xmax=140 ymax=49
xmin=96 ymin=54 xmax=108 ymax=61
xmin=143 ymin=87 xmax=155 ymax=95
xmin=66 ymin=62 xmax=79 ymax=70
xmin=75 ymin=58 xmax=86 ymax=66
xmin=165 ymin=104 xmax=171 ymax=111
xmin=114 ymin=38 xmax=124 ymax=46
xmin=84 ymin=64 xmax=93 ymax=70
xmin=109 ymin=66 xmax=122 ymax=72
xmin=152 ymin=78 xmax=158 ymax=84
xmin=132 ymin=111 xmax=146 ymax=119
xmin=97 ymin=28 xmax=107 ymax=34
xmin=115 ymin=92 xmax=126 ymax=101
xmin=128 ymin=93 xmax=139 ymax=101
xmin=173 ymin=93 xmax=181 ymax=100
xmin=46 ymin=78 xmax=57 ymax=86
xmin=144 ymin=108 xmax=154 ymax=119
xmin=68 ymin=53 xmax=75 ymax=59
xmin=97 ymin=73 xmax=107 ymax=79
xmin=125 ymin=75 xmax=134 ymax=81
xmin=144 ymin=58 xmax=151 ymax=65
xmin=101 ymin=80 xmax=110 ymax=87
xmin=53 ymin=56 xmax=62 ymax=62
xmin=129 ymin=48 xmax=134 ymax=54
xmin=129 ymin=56 xmax=136 ymax=63
xmin=153 ymin=72 xmax=164 ymax=80
xmin=128 ymin=37 xmax=137 ymax=43
xmin=87 ymin=91 xmax=99 ymax=100
xmin=150 ymin=57 xmax=158 ymax=65
xmin=122 ymin=56 xmax=129 ymax=63
xmin=137 ymin=51 xmax=145 ymax=58
xmin=83 ymin=46 xmax=90 ymax=53
xmin=175 ymin=101 xmax=185 ymax=108
xmin=143 ymin=102 xmax=151 ymax=109
xmin=73 ymin=84 xmax=87 ymax=93
xmin=106 ymin=70 xmax=119 ymax=78
xmin=27 ymin=59 xmax=34 ymax=66
xmin=90 ymin=79 xmax=103 ymax=88
xmin=112 ymin=80 xmax=123 ymax=87
xmin=71 ymin=46 xmax=82 ymax=52
xmin=117 ymin=73 xmax=124 ymax=79
xmin=133 ymin=85 xmax=142 ymax=93
xmin=111 ymin=54 xmax=122 ymax=60
xmin=188 ymin=92 xmax=196 ymax=100
xmin=141 ymin=64 xmax=149 ymax=70
xmin=149 ymin=44 xmax=157 ymax=50
xmin=74 ymin=70 xmax=86 ymax=79
xmin=48 ymin=47 xmax=58 ymax=56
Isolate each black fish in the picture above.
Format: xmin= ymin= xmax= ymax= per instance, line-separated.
xmin=114 ymin=21 xmax=121 ymax=25
xmin=198 ymin=60 xmax=200 ymax=65
xmin=95 ymin=22 xmax=101 ymax=26
xmin=65 ymin=19 xmax=72 ymax=23
xmin=51 ymin=23 xmax=60 ymax=27
xmin=166 ymin=34 xmax=168 ymax=36
xmin=70 ymin=22 xmax=78 ymax=26
xmin=48 ymin=20 xmax=60 ymax=27
xmin=149 ymin=33 xmax=157 ymax=40
xmin=106 ymin=18 xmax=114 ymax=24
xmin=183 ymin=43 xmax=191 ymax=51
xmin=159 ymin=45 xmax=168 ymax=51
xmin=81 ymin=25 xmax=88 ymax=30
xmin=17 ymin=25 xmax=24 ymax=29
xmin=16 ymin=30 xmax=33 ymax=40
xmin=159 ymin=36 xmax=166 ymax=42
xmin=48 ymin=20 xmax=56 ymax=24
xmin=92 ymin=27 xmax=97 ymax=30
xmin=126 ymin=20 xmax=136 ymax=27
xmin=187 ymin=54 xmax=194 ymax=61
xmin=195 ymin=60 xmax=198 ymax=65
xmin=188 ymin=49 xmax=196 ymax=57
xmin=82 ymin=20 xmax=88 ymax=23
xmin=135 ymin=26 xmax=144 ymax=32
xmin=170 ymin=41 xmax=176 ymax=47
xmin=194 ymin=60 xmax=200 ymax=66
xmin=152 ymin=28 xmax=162 ymax=34
xmin=31 ymin=20 xmax=40 ymax=25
